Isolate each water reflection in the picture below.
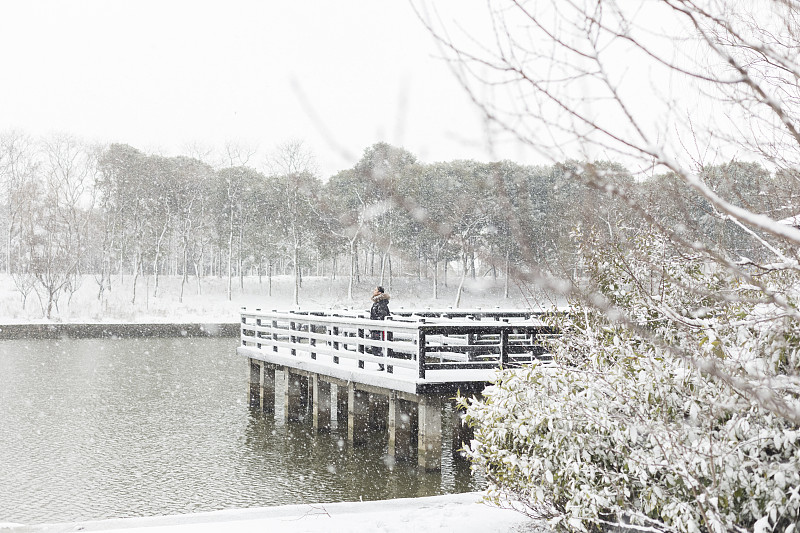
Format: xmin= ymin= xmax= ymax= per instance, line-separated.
xmin=0 ymin=338 xmax=481 ymax=524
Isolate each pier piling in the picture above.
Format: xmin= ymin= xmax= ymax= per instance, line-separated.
xmin=240 ymin=308 xmax=559 ymax=470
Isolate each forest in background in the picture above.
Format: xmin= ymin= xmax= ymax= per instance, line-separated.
xmin=1 ymin=132 xmax=795 ymax=318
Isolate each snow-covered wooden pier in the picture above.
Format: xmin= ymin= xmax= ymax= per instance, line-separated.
xmin=237 ymin=308 xmax=557 ymax=470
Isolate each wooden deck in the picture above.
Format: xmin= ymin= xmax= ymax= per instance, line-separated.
xmin=238 ymin=308 xmax=558 ymax=394
xmin=236 ymin=308 xmax=560 ymax=470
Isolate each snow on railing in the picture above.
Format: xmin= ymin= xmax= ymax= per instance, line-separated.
xmin=240 ymin=308 xmax=559 ymax=378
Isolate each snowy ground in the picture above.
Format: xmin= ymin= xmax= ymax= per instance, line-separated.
xmin=1 ymin=273 xmax=554 ymax=532
xmin=0 ymin=273 xmax=550 ymax=324
xmin=1 ymin=493 xmax=549 ymax=533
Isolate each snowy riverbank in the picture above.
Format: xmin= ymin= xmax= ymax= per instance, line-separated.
xmin=0 ymin=274 xmax=545 ymax=326
xmin=1 ymin=493 xmax=548 ymax=533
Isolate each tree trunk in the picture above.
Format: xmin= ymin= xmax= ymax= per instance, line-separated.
xmin=195 ymin=261 xmax=202 ymax=295
xmin=152 ymin=222 xmax=169 ymax=298
xmin=6 ymin=225 xmax=12 ymax=275
xmin=179 ymin=234 xmax=188 ymax=303
xmin=227 ymin=230 xmax=233 ymax=301
xmin=379 ymin=241 xmax=391 ymax=286
xmin=238 ymin=221 xmax=244 ymax=291
xmin=152 ymin=253 xmax=160 ymax=298
xmin=454 ymin=250 xmax=468 ymax=308
xmin=504 ymin=249 xmax=510 ymax=299
xmin=293 ymin=242 xmax=300 ymax=306
xmin=348 ymin=239 xmax=357 ymax=301
xmin=46 ymin=290 xmax=55 ymax=319
xmin=470 ymin=250 xmax=476 ymax=279
xmin=131 ymin=250 xmax=140 ymax=305
xmin=433 ymin=258 xmax=439 ymax=300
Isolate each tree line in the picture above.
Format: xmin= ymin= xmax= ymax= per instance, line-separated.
xmin=0 ymin=130 xmax=793 ymax=317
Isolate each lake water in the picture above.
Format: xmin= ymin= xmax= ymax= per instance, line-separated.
xmin=0 ymin=337 xmax=480 ymax=524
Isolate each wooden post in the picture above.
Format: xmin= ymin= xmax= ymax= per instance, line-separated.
xmin=248 ymin=358 xmax=261 ymax=407
xmin=310 ymin=324 xmax=317 ymax=360
xmin=368 ymin=393 xmax=388 ymax=430
xmin=271 ymin=311 xmax=278 ymax=352
xmin=312 ymin=375 xmax=331 ymax=432
xmin=347 ymin=382 xmax=369 ymax=446
xmin=388 ymin=392 xmax=397 ymax=460
xmin=336 ymin=383 xmax=348 ymax=427
xmin=388 ymin=394 xmax=415 ymax=463
xmin=357 ymin=326 xmax=365 ymax=369
xmin=385 ymin=317 xmax=394 ymax=374
xmin=500 ymin=329 xmax=509 ymax=367
xmin=260 ymin=364 xmax=276 ymax=414
xmin=285 ymin=371 xmax=309 ymax=423
xmin=332 ymin=324 xmax=340 ymax=364
xmin=418 ymin=323 xmax=427 ymax=379
xmin=290 ymin=318 xmax=297 ymax=356
xmin=418 ymin=395 xmax=442 ymax=471
xmin=241 ymin=310 xmax=247 ymax=346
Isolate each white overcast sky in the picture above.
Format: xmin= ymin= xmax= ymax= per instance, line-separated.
xmin=0 ymin=1 xmax=533 ymax=177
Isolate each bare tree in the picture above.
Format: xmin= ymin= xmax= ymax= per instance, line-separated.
xmin=324 ymin=167 xmax=368 ymax=301
xmin=0 ymin=130 xmax=38 ymax=275
xmin=27 ymin=134 xmax=96 ymax=318
xmin=266 ymin=141 xmax=321 ymax=306
xmin=266 ymin=139 xmax=317 ymax=177
xmin=422 ymin=0 xmax=800 ymax=413
xmin=417 ymin=1 xmax=800 ymax=530
xmin=217 ymin=142 xmax=257 ymax=300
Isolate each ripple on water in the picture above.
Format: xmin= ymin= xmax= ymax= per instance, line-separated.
xmin=0 ymin=338 xmax=482 ymax=524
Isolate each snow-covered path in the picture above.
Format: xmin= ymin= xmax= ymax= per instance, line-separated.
xmin=2 ymin=493 xmax=548 ymax=533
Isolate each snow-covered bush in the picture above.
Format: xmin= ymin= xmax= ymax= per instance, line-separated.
xmin=461 ymin=233 xmax=800 ymax=532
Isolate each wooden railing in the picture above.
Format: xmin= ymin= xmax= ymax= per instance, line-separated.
xmin=240 ymin=308 xmax=559 ymax=379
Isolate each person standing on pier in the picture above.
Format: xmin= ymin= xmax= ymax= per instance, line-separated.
xmin=370 ymin=286 xmax=391 ymax=370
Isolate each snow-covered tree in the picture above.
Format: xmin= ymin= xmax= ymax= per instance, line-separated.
xmin=418 ymin=0 xmax=800 ymax=530
xmin=27 ymin=134 xmax=96 ymax=317
xmin=0 ymin=130 xmax=38 ymax=276
xmin=463 ymin=225 xmax=800 ymax=531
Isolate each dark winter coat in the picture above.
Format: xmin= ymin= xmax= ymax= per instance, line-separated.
xmin=370 ymin=293 xmax=391 ymax=320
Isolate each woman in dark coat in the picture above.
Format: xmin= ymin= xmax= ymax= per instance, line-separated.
xmin=370 ymin=286 xmax=390 ymax=370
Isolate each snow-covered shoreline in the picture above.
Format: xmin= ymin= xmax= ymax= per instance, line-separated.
xmin=1 ymin=493 xmax=547 ymax=533
xmin=0 ymin=274 xmax=537 ymax=326
xmin=0 ymin=322 xmax=239 ymax=339
xmin=0 ymin=272 xmax=536 ymax=339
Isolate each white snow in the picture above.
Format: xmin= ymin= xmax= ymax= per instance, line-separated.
xmin=1 ymin=494 xmax=547 ymax=533
xmin=0 ymin=274 xmax=541 ymax=325
xmin=777 ymin=213 xmax=800 ymax=228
